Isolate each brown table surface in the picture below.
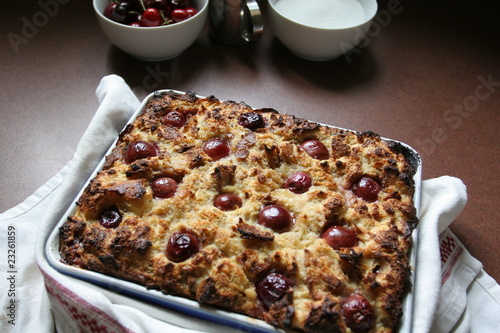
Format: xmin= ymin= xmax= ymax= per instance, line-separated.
xmin=1 ymin=0 xmax=498 ymax=283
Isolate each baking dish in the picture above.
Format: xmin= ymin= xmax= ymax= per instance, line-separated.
xmin=46 ymin=90 xmax=422 ymax=333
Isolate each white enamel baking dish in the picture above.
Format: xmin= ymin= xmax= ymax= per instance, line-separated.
xmin=46 ymin=90 xmax=422 ymax=333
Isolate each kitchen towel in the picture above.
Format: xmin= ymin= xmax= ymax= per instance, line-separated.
xmin=1 ymin=74 xmax=499 ymax=333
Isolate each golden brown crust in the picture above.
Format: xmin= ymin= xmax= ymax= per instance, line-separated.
xmin=59 ymin=91 xmax=418 ymax=333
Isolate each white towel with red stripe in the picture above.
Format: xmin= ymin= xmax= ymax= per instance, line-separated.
xmin=1 ymin=75 xmax=499 ymax=333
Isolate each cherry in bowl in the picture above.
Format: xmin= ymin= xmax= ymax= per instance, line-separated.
xmin=104 ymin=0 xmax=199 ymax=27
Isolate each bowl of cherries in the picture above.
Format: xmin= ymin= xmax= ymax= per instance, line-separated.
xmin=93 ymin=0 xmax=208 ymax=61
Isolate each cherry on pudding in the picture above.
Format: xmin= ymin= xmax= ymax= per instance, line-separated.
xmin=352 ymin=176 xmax=382 ymax=202
xmin=341 ymin=293 xmax=376 ymax=332
xmin=161 ymin=110 xmax=186 ymax=128
xmin=256 ymin=272 xmax=294 ymax=308
xmin=99 ymin=209 xmax=122 ymax=228
xmin=238 ymin=112 xmax=265 ymax=131
xmin=258 ymin=205 xmax=292 ymax=233
xmin=283 ymin=171 xmax=312 ymax=194
xmin=166 ymin=231 xmax=200 ymax=262
xmin=202 ymin=137 xmax=231 ymax=161
xmin=214 ymin=193 xmax=242 ymax=211
xmin=321 ymin=226 xmax=357 ymax=250
xmin=300 ymin=139 xmax=329 ymax=160
xmin=151 ymin=177 xmax=178 ymax=199
xmin=124 ymin=141 xmax=158 ymax=164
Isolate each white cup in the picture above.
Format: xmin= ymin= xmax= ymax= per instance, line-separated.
xmin=267 ymin=0 xmax=378 ymax=61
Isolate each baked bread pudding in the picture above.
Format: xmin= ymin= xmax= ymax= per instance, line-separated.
xmin=59 ymin=91 xmax=418 ymax=333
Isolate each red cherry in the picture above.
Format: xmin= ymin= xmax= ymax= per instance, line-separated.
xmin=214 ymin=193 xmax=243 ymax=211
xmin=300 ymin=140 xmax=330 ymax=160
xmin=151 ymin=177 xmax=178 ymax=199
xmin=185 ymin=7 xmax=198 ymax=17
xmin=171 ymin=8 xmax=189 ymax=22
xmin=99 ymin=209 xmax=122 ymax=228
xmin=352 ymin=177 xmax=382 ymax=202
xmin=112 ymin=2 xmax=135 ymax=24
xmin=124 ymin=141 xmax=158 ymax=164
xmin=321 ymin=226 xmax=357 ymax=250
xmin=257 ymin=273 xmax=294 ymax=308
xmin=238 ymin=112 xmax=265 ymax=131
xmin=141 ymin=8 xmax=162 ymax=27
xmin=342 ymin=293 xmax=376 ymax=332
xmin=166 ymin=232 xmax=200 ymax=262
xmin=283 ymin=171 xmax=312 ymax=194
xmin=162 ymin=110 xmax=186 ymax=128
xmin=104 ymin=3 xmax=117 ymax=20
xmin=202 ymin=138 xmax=231 ymax=161
xmin=258 ymin=205 xmax=292 ymax=233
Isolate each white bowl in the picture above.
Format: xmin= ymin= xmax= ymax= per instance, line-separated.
xmin=268 ymin=0 xmax=377 ymax=61
xmin=93 ymin=0 xmax=208 ymax=61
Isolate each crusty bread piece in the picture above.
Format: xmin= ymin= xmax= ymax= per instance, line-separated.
xmin=59 ymin=91 xmax=418 ymax=333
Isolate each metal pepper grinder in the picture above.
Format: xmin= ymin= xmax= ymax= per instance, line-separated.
xmin=208 ymin=0 xmax=263 ymax=45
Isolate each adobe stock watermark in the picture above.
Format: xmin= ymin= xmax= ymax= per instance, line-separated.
xmin=7 ymin=0 xmax=72 ymax=54
xmin=340 ymin=0 xmax=409 ymax=63
xmin=131 ymin=63 xmax=171 ymax=96
xmin=416 ymin=74 xmax=499 ymax=157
